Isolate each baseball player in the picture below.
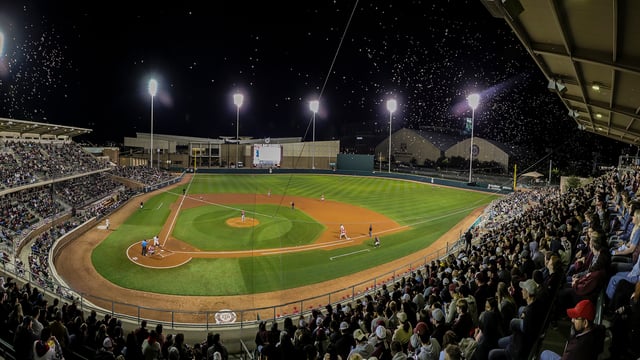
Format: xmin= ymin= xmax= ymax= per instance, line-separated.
xmin=339 ymin=224 xmax=348 ymax=240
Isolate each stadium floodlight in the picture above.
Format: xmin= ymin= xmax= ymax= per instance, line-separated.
xmin=467 ymin=93 xmax=480 ymax=184
xmin=233 ymin=93 xmax=244 ymax=168
xmin=309 ymin=100 xmax=319 ymax=169
xmin=148 ymin=79 xmax=158 ymax=168
xmin=386 ymin=99 xmax=397 ymax=173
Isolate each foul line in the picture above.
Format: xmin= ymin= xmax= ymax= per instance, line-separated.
xmin=330 ymin=249 xmax=370 ymax=260
xmin=161 ymin=176 xmax=195 ymax=248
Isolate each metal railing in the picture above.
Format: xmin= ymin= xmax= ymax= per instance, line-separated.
xmin=2 ymin=234 xmax=467 ymax=330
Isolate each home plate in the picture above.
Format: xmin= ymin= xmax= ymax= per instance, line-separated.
xmin=132 ymin=257 xmax=139 ymax=261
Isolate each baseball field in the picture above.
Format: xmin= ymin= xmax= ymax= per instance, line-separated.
xmin=53 ymin=173 xmax=498 ymax=320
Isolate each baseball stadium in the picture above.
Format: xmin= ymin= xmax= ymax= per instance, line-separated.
xmin=0 ymin=120 xmax=507 ymax=343
xmin=2 ymin=1 xmax=640 ymax=360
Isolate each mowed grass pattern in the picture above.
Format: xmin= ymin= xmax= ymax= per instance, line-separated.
xmin=173 ymin=204 xmax=325 ymax=250
xmin=92 ymin=174 xmax=498 ymax=296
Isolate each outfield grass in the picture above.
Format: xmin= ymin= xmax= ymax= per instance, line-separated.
xmin=92 ymin=174 xmax=498 ymax=295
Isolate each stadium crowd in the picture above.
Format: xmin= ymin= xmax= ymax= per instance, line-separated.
xmin=245 ymin=169 xmax=640 ymax=360
xmin=1 ymin=138 xmax=640 ymax=360
xmin=0 ymin=141 xmax=174 ymax=272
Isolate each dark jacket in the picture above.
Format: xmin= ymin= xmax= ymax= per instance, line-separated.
xmin=561 ymin=324 xmax=605 ymax=360
xmin=452 ymin=312 xmax=474 ymax=340
xmin=508 ymin=299 xmax=546 ymax=360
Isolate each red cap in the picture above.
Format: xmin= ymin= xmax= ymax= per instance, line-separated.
xmin=566 ymin=299 xmax=595 ymax=321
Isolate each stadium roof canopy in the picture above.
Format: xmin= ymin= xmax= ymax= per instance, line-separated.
xmin=0 ymin=117 xmax=92 ymax=138
xmin=481 ymin=0 xmax=640 ymax=145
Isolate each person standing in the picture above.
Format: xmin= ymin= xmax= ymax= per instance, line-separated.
xmin=153 ymin=235 xmax=159 ymax=247
xmin=369 ymin=224 xmax=373 ymax=238
xmin=291 ymin=201 xmax=295 ymax=210
xmin=140 ymin=202 xmax=144 ymax=209
xmin=141 ymin=239 xmax=148 ymax=256
xmin=340 ymin=224 xmax=347 ymax=239
xmin=142 ymin=330 xmax=162 ymax=360
xmin=465 ymin=230 xmax=473 ymax=252
xmin=105 ymin=218 xmax=110 ymax=230
xmin=14 ymin=316 xmax=37 ymax=360
xmin=241 ymin=210 xmax=246 ymax=223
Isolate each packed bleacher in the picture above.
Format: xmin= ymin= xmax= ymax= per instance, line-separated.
xmin=1 ymin=138 xmax=640 ymax=360
xmin=1 ymin=139 xmax=186 ymax=359
xmin=110 ymin=166 xmax=177 ymax=187
xmin=244 ymin=170 xmax=640 ymax=360
xmin=0 ymin=140 xmax=175 ymax=267
xmin=0 ymin=140 xmax=108 ymax=188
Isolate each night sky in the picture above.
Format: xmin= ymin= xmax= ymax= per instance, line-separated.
xmin=0 ymin=1 xmax=631 ymax=173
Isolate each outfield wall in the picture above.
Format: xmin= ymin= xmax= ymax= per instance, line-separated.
xmin=195 ymin=168 xmax=513 ymax=195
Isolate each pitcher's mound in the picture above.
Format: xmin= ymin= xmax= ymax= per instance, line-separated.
xmin=226 ymin=217 xmax=259 ymax=228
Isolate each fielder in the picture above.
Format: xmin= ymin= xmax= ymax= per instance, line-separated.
xmin=339 ymin=224 xmax=348 ymax=240
xmin=241 ymin=209 xmax=246 ymax=223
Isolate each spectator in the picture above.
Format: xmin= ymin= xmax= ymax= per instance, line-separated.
xmin=495 ymin=282 xmax=516 ymax=336
xmin=392 ymin=312 xmax=412 ymax=352
xmin=141 ymin=329 xmax=161 ymax=360
xmin=539 ymin=300 xmax=604 ymax=360
xmin=473 ymin=297 xmax=501 ymax=360
xmin=390 ymin=340 xmax=407 ymax=360
xmin=49 ymin=311 xmax=70 ymax=351
xmin=14 ymin=316 xmax=37 ymax=360
xmin=96 ymin=337 xmax=117 ymax=360
xmin=609 ymin=281 xmax=640 ymax=359
xmin=205 ymin=333 xmax=228 ymax=360
xmin=444 ymin=344 xmax=463 ymax=360
xmin=349 ymin=329 xmax=374 ymax=359
xmin=414 ymin=329 xmax=441 ymax=360
xmin=488 ymin=279 xmax=546 ymax=360
xmin=451 ymin=299 xmax=473 ymax=340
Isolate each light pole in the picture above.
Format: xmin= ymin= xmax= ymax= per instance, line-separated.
xmin=467 ymin=93 xmax=480 ymax=184
xmin=233 ymin=93 xmax=244 ymax=168
xmin=309 ymin=100 xmax=319 ymax=169
xmin=148 ymin=79 xmax=158 ymax=168
xmin=386 ymin=99 xmax=397 ymax=173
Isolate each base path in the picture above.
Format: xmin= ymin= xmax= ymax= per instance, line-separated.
xmin=55 ymin=175 xmax=485 ymax=317
xmin=128 ymin=192 xmax=404 ymax=267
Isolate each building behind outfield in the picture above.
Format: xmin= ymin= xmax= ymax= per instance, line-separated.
xmin=374 ymin=127 xmax=511 ymax=171
xmin=122 ymin=133 xmax=340 ymax=170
